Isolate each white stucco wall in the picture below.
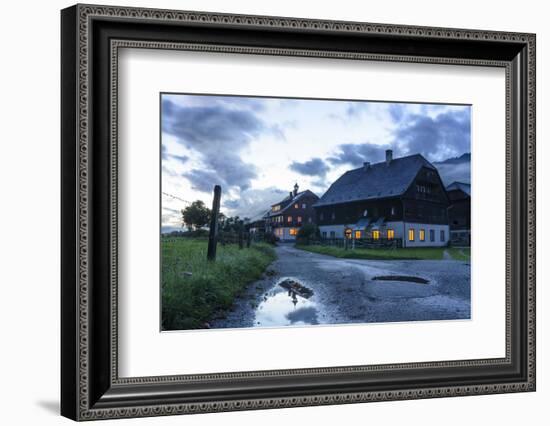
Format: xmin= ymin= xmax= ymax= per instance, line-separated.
xmin=402 ymin=222 xmax=449 ymax=247
xmin=319 ymin=221 xmax=449 ymax=247
xmin=274 ymin=227 xmax=298 ymax=241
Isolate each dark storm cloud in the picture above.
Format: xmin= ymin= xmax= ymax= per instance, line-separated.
xmin=183 ymin=169 xmax=224 ymax=193
xmin=162 ymin=99 xmax=265 ymax=146
xmin=162 ymin=145 xmax=189 ymax=164
xmin=433 ymin=153 xmax=471 ymax=185
xmin=289 ymin=158 xmax=330 ymax=177
xmin=170 ymin=154 xmax=189 ymax=163
xmin=388 ymin=104 xmax=406 ymax=122
xmin=394 ymin=109 xmax=471 ymax=161
xmin=328 ymin=143 xmax=393 ymax=167
xmin=183 ymin=157 xmax=258 ymax=194
xmin=162 ymin=98 xmax=268 ymax=192
xmin=222 ymin=187 xmax=287 ymax=219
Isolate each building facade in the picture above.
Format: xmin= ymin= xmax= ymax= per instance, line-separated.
xmin=265 ymin=184 xmax=319 ymax=241
xmin=313 ymin=150 xmax=450 ymax=247
xmin=446 ymin=181 xmax=471 ymax=246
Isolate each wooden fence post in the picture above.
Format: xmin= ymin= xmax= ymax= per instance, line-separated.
xmin=238 ymin=221 xmax=244 ymax=249
xmin=207 ymin=185 xmax=221 ymax=261
xmin=246 ymin=232 xmax=251 ymax=248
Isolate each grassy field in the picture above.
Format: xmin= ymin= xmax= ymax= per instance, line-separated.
xmin=161 ymin=238 xmax=276 ymax=330
xmin=296 ymin=244 xmax=470 ymax=261
xmin=447 ymin=247 xmax=471 ymax=261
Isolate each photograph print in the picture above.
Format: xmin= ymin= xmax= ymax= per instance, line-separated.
xmin=161 ymin=93 xmax=471 ymax=331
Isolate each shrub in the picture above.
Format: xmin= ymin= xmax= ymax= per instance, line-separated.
xmin=263 ymin=231 xmax=279 ymax=245
xmin=296 ymin=224 xmax=320 ymax=244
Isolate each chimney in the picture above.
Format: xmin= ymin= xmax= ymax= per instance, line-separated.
xmin=289 ymin=191 xmax=293 ymax=199
xmin=293 ymin=183 xmax=299 ymax=197
xmin=385 ymin=149 xmax=393 ymax=166
xmin=363 ymin=161 xmax=371 ymax=171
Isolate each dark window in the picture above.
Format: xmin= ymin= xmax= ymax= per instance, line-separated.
xmin=430 ymin=229 xmax=435 ymax=242
xmin=319 ymin=212 xmax=324 ymax=221
xmin=331 ymin=212 xmax=336 ymax=221
xmin=440 ymin=230 xmax=445 ymax=242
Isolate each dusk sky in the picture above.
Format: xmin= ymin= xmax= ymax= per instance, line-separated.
xmin=161 ymin=94 xmax=471 ymax=232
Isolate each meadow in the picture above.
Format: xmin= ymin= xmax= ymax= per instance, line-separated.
xmin=161 ymin=238 xmax=276 ymax=330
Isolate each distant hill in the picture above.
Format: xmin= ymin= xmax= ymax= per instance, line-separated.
xmin=433 ymin=153 xmax=471 ymax=186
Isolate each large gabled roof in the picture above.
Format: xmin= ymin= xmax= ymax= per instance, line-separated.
xmin=446 ymin=181 xmax=471 ymax=196
xmin=314 ymin=154 xmax=436 ymax=208
xmin=267 ymin=189 xmax=319 ymax=216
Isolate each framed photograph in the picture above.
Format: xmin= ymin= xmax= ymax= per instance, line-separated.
xmin=61 ymin=4 xmax=536 ymax=421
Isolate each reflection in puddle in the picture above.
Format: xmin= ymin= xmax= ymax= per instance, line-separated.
xmin=372 ymin=275 xmax=429 ymax=284
xmin=254 ymin=278 xmax=319 ymax=327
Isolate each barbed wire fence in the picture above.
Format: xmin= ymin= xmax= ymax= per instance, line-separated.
xmin=162 ymin=191 xmax=192 ymax=231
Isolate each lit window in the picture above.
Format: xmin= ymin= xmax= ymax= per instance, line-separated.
xmin=302 ymin=203 xmax=306 ymax=209
xmin=355 ymin=230 xmax=361 ymax=239
xmin=391 ymin=206 xmax=396 ymax=216
xmin=419 ymin=229 xmax=425 ymax=241
xmin=289 ymin=228 xmax=297 ymax=236
xmin=387 ymin=229 xmax=395 ymax=239
xmin=331 ymin=212 xmax=336 ymax=220
xmin=294 ymin=203 xmax=299 ymax=209
xmin=408 ymin=229 xmax=415 ymax=241
xmin=345 ymin=229 xmax=352 ymax=239
xmin=287 ymin=216 xmax=292 ymax=223
xmin=372 ymin=230 xmax=380 ymax=240
xmin=363 ymin=209 xmax=368 ymax=217
xmin=297 ymin=216 xmax=302 ymax=223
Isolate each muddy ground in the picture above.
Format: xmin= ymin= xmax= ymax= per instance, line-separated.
xmin=210 ymin=243 xmax=471 ymax=329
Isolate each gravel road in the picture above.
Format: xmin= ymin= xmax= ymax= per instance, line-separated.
xmin=210 ymin=243 xmax=471 ymax=329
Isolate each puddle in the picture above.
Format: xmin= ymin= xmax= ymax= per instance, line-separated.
xmin=254 ymin=278 xmax=319 ymax=327
xmin=372 ymin=275 xmax=429 ymax=284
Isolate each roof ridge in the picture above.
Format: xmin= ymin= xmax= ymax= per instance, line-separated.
xmin=346 ymin=153 xmax=430 ymax=173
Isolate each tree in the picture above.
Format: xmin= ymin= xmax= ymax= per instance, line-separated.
xmin=181 ymin=200 xmax=211 ymax=230
xmin=296 ymin=224 xmax=320 ymax=243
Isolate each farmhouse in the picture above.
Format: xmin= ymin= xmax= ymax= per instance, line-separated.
xmin=313 ymin=150 xmax=450 ymax=247
xmin=446 ymin=181 xmax=471 ymax=246
xmin=265 ymin=183 xmax=319 ymax=241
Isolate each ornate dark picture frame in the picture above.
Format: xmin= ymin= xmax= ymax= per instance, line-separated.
xmin=61 ymin=4 xmax=536 ymax=421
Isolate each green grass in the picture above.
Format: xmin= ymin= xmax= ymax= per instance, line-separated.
xmin=161 ymin=238 xmax=276 ymax=330
xmin=296 ymin=244 xmax=448 ymax=260
xmin=447 ymin=247 xmax=471 ymax=261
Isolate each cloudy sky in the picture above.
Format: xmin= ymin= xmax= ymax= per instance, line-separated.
xmin=161 ymin=94 xmax=471 ymax=232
